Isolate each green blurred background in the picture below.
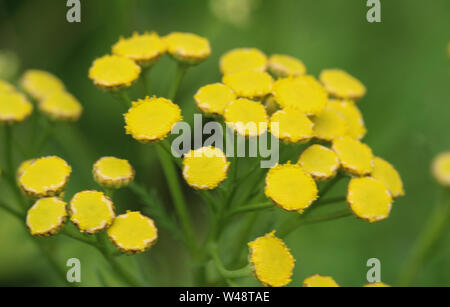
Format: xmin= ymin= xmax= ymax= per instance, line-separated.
xmin=0 ymin=0 xmax=449 ymax=286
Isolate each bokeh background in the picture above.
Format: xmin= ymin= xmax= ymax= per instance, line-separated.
xmin=0 ymin=0 xmax=449 ymax=286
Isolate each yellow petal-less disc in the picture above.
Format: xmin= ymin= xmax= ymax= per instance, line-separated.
xmin=332 ymin=136 xmax=374 ymax=176
xmin=248 ymin=231 xmax=295 ymax=287
xmin=220 ymin=48 xmax=267 ymax=74
xmin=303 ymin=274 xmax=339 ymax=287
xmin=194 ymin=83 xmax=236 ymax=115
xmin=16 ymin=159 xmax=36 ymax=180
xmin=124 ymin=96 xmax=182 ymax=143
xmin=372 ymin=157 xmax=404 ymax=198
xmin=183 ymin=146 xmax=230 ymax=190
xmin=93 ymin=157 xmax=135 ymax=189
xmin=88 ymin=55 xmax=141 ymax=90
xmin=312 ymin=107 xmax=347 ymax=141
xmin=327 ymin=99 xmax=366 ymax=140
xmin=70 ymin=191 xmax=115 ymax=234
xmin=107 ymin=211 xmax=158 ymax=254
xmin=26 ymin=197 xmax=67 ymax=236
xmin=265 ymin=163 xmax=318 ymax=212
xmin=21 ymin=70 xmax=65 ymax=101
xmin=269 ymin=108 xmax=313 ymax=143
xmin=347 ymin=177 xmax=392 ymax=223
xmin=319 ymin=69 xmax=366 ymax=100
xmin=18 ymin=156 xmax=72 ymax=198
xmin=39 ymin=91 xmax=82 ymax=121
xmin=222 ymin=70 xmax=273 ymax=99
xmin=112 ymin=32 xmax=166 ymax=66
xmin=364 ymin=282 xmax=390 ymax=287
xmin=0 ymin=91 xmax=33 ymax=124
xmin=272 ymin=76 xmax=328 ymax=115
xmin=164 ymin=32 xmax=211 ymax=64
xmin=268 ymin=54 xmax=306 ymax=77
xmin=298 ymin=144 xmax=340 ymax=181
xmin=431 ymin=151 xmax=450 ymax=187
xmin=0 ymin=79 xmax=16 ymax=93
xmin=224 ymin=98 xmax=268 ymax=137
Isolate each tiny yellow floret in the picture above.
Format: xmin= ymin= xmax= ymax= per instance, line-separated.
xmin=220 ymin=48 xmax=267 ymax=74
xmin=112 ymin=32 xmax=166 ymax=66
xmin=93 ymin=157 xmax=135 ymax=189
xmin=372 ymin=157 xmax=404 ymax=197
xmin=320 ymin=69 xmax=366 ymax=100
xmin=16 ymin=159 xmax=36 ymax=180
xmin=164 ymin=32 xmax=211 ymax=64
xmin=222 ymin=70 xmax=273 ymax=99
xmin=194 ymin=83 xmax=236 ymax=115
xmin=269 ymin=108 xmax=313 ymax=143
xmin=298 ymin=144 xmax=340 ymax=181
xmin=0 ymin=91 xmax=33 ymax=124
xmin=39 ymin=91 xmax=82 ymax=121
xmin=21 ymin=70 xmax=65 ymax=101
xmin=332 ymin=136 xmax=374 ymax=176
xmin=431 ymin=151 xmax=450 ymax=187
xmin=26 ymin=197 xmax=67 ymax=236
xmin=88 ymin=55 xmax=141 ymax=90
xmin=268 ymin=54 xmax=306 ymax=77
xmin=224 ymin=98 xmax=269 ymax=137
xmin=312 ymin=107 xmax=347 ymax=141
xmin=327 ymin=99 xmax=366 ymax=140
xmin=303 ymin=274 xmax=339 ymax=287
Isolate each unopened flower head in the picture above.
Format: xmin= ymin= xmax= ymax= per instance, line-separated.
xmin=431 ymin=151 xmax=450 ymax=187
xmin=26 ymin=197 xmax=67 ymax=236
xmin=265 ymin=162 xmax=318 ymax=212
xmin=268 ymin=54 xmax=306 ymax=77
xmin=88 ymin=55 xmax=141 ymax=90
xmin=183 ymin=146 xmax=230 ymax=190
xmin=347 ymin=177 xmax=392 ymax=223
xmin=112 ymin=32 xmax=166 ymax=66
xmin=222 ymin=70 xmax=273 ymax=99
xmin=327 ymin=99 xmax=366 ymax=140
xmin=21 ymin=70 xmax=65 ymax=101
xmin=0 ymin=91 xmax=33 ymax=124
xmin=298 ymin=144 xmax=340 ymax=181
xmin=70 ymin=190 xmax=115 ymax=234
xmin=269 ymin=108 xmax=313 ymax=143
xmin=124 ymin=96 xmax=182 ymax=143
xmin=39 ymin=91 xmax=82 ymax=122
xmin=164 ymin=32 xmax=211 ymax=65
xmin=194 ymin=83 xmax=236 ymax=115
xmin=319 ymin=69 xmax=366 ymax=100
xmin=312 ymin=106 xmax=347 ymax=141
xmin=93 ymin=157 xmax=135 ymax=189
xmin=332 ymin=136 xmax=374 ymax=176
xmin=220 ymin=48 xmax=267 ymax=74
xmin=224 ymin=98 xmax=268 ymax=137
xmin=303 ymin=274 xmax=339 ymax=287
xmin=372 ymin=157 xmax=404 ymax=197
xmin=0 ymin=79 xmax=16 ymax=93
xmin=248 ymin=231 xmax=295 ymax=287
xmin=107 ymin=211 xmax=158 ymax=254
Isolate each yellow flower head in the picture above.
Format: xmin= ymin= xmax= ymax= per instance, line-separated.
xmin=21 ymin=70 xmax=65 ymax=101
xmin=39 ymin=91 xmax=82 ymax=122
xmin=303 ymin=274 xmax=339 ymax=287
xmin=431 ymin=151 xmax=450 ymax=187
xmin=332 ymin=136 xmax=374 ymax=176
xmin=182 ymin=146 xmax=230 ymax=190
xmin=26 ymin=197 xmax=67 ymax=236
xmin=0 ymin=79 xmax=16 ymax=93
xmin=107 ymin=211 xmax=158 ymax=254
xmin=298 ymin=144 xmax=340 ymax=181
xmin=16 ymin=159 xmax=36 ymax=180
xmin=265 ymin=162 xmax=318 ymax=212
xmin=272 ymin=76 xmax=328 ymax=115
xmin=18 ymin=156 xmax=72 ymax=198
xmin=194 ymin=83 xmax=236 ymax=115
xmin=93 ymin=157 xmax=135 ymax=189
xmin=347 ymin=177 xmax=392 ymax=223
xmin=112 ymin=32 xmax=166 ymax=66
xmin=70 ymin=190 xmax=115 ymax=234
xmin=268 ymin=54 xmax=306 ymax=77
xmin=248 ymin=231 xmax=295 ymax=287
xmin=319 ymin=69 xmax=366 ymax=100
xmin=372 ymin=157 xmax=404 ymax=197
xmin=312 ymin=106 xmax=347 ymax=141
xmin=88 ymin=55 xmax=141 ymax=90
xmin=364 ymin=282 xmax=390 ymax=287
xmin=124 ymin=96 xmax=182 ymax=143
xmin=327 ymin=99 xmax=366 ymax=140
xmin=164 ymin=32 xmax=211 ymax=64
xmin=0 ymin=91 xmax=33 ymax=124
xmin=224 ymin=98 xmax=268 ymax=137
xmin=222 ymin=70 xmax=273 ymax=99
xmin=219 ymin=48 xmax=267 ymax=75
xmin=269 ymin=108 xmax=313 ymax=143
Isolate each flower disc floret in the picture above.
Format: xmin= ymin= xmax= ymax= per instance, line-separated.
xmin=93 ymin=157 xmax=135 ymax=189
xmin=224 ymin=98 xmax=268 ymax=137
xmin=39 ymin=91 xmax=82 ymax=121
xmin=21 ymin=70 xmax=65 ymax=101
xmin=0 ymin=91 xmax=33 ymax=124
xmin=298 ymin=144 xmax=340 ymax=181
xmin=26 ymin=197 xmax=67 ymax=236
xmin=372 ymin=157 xmax=404 ymax=197
xmin=303 ymin=274 xmax=339 ymax=287
xmin=194 ymin=83 xmax=236 ymax=115
xmin=319 ymin=69 xmax=366 ymax=100
xmin=268 ymin=54 xmax=306 ymax=77
xmin=222 ymin=70 xmax=273 ymax=99
xmin=164 ymin=32 xmax=211 ymax=64
xmin=431 ymin=152 xmax=450 ymax=187
xmin=220 ymin=48 xmax=267 ymax=74
xmin=332 ymin=136 xmax=374 ymax=176
xmin=269 ymin=108 xmax=313 ymax=143
xmin=112 ymin=32 xmax=166 ymax=66
xmin=327 ymin=99 xmax=366 ymax=140
xmin=88 ymin=55 xmax=141 ymax=89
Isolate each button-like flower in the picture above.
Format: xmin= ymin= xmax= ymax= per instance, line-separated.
xmin=194 ymin=83 xmax=236 ymax=115
xmin=248 ymin=231 xmax=295 ymax=287
xmin=272 ymin=76 xmax=327 ymax=115
xmin=21 ymin=70 xmax=65 ymax=101
xmin=26 ymin=197 xmax=67 ymax=236
xmin=70 ymin=191 xmax=115 ymax=234
xmin=219 ymin=48 xmax=267 ymax=74
xmin=182 ymin=146 xmax=230 ymax=190
xmin=268 ymin=54 xmax=306 ymax=77
xmin=112 ymin=32 xmax=166 ymax=66
xmin=298 ymin=144 xmax=340 ymax=181
xmin=347 ymin=177 xmax=392 ymax=222
xmin=0 ymin=91 xmax=33 ymax=124
xmin=372 ymin=157 xmax=404 ymax=197
xmin=164 ymin=32 xmax=211 ymax=65
xmin=124 ymin=96 xmax=182 ymax=143
xmin=0 ymin=79 xmax=16 ymax=93
xmin=16 ymin=159 xmax=36 ymax=180
xmin=303 ymin=274 xmax=339 ymax=287
xmin=107 ymin=211 xmax=158 ymax=254
xmin=93 ymin=157 xmax=135 ymax=189
xmin=265 ymin=162 xmax=318 ymax=212
xmin=88 ymin=55 xmax=141 ymax=90
xmin=269 ymin=108 xmax=313 ymax=143
xmin=364 ymin=282 xmax=390 ymax=287
xmin=332 ymin=136 xmax=374 ymax=176
xmin=39 ymin=91 xmax=82 ymax=122
xmin=18 ymin=156 xmax=72 ymax=198
xmin=327 ymin=99 xmax=366 ymax=140
xmin=224 ymin=98 xmax=268 ymax=137
xmin=319 ymin=69 xmax=366 ymax=100
xmin=222 ymin=70 xmax=273 ymax=99
xmin=431 ymin=151 xmax=450 ymax=187
xmin=312 ymin=106 xmax=347 ymax=141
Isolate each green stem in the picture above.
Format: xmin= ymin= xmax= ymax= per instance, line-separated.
xmin=3 ymin=124 xmax=13 ymax=175
xmin=226 ymin=201 xmax=273 ymax=219
xmin=168 ymin=63 xmax=189 ymax=101
xmin=142 ymin=67 xmax=151 ymax=95
xmin=33 ymin=117 xmax=54 ymax=156
xmin=0 ymin=201 xmax=24 ymax=219
xmin=209 ymin=244 xmax=252 ymax=280
xmin=316 ymin=196 xmax=347 ymax=206
xmin=319 ymin=173 xmax=344 ymax=198
xmin=229 ymin=212 xmax=259 ymax=267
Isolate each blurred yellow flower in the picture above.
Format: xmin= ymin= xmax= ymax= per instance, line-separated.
xmin=0 ymin=91 xmax=33 ymax=124
xmin=268 ymin=54 xmax=306 ymax=77
xmin=219 ymin=48 xmax=267 ymax=74
xmin=26 ymin=197 xmax=67 ymax=236
xmin=0 ymin=79 xmax=16 ymax=93
xmin=431 ymin=151 xmax=450 ymax=187
xmin=112 ymin=32 xmax=166 ymax=66
xmin=93 ymin=157 xmax=135 ymax=189
xmin=332 ymin=136 xmax=374 ymax=176
xmin=364 ymin=282 xmax=390 ymax=287
xmin=372 ymin=157 xmax=404 ymax=197
xmin=320 ymin=69 xmax=366 ymax=100
xmin=21 ymin=69 xmax=65 ymax=101
xmin=269 ymin=108 xmax=313 ymax=143
xmin=224 ymin=98 xmax=268 ymax=137
xmin=194 ymin=83 xmax=236 ymax=115
xmin=39 ymin=91 xmax=82 ymax=122
xmin=303 ymin=274 xmax=339 ymax=287
xmin=327 ymin=99 xmax=366 ymax=140
xmin=164 ymin=32 xmax=211 ymax=64
xmin=222 ymin=70 xmax=273 ymax=99
xmin=312 ymin=106 xmax=347 ymax=141
xmin=298 ymin=144 xmax=340 ymax=181
xmin=88 ymin=55 xmax=141 ymax=90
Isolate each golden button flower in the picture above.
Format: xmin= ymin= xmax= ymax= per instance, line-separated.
xmin=194 ymin=83 xmax=236 ymax=115
xmin=26 ymin=197 xmax=67 ymax=236
xmin=298 ymin=144 xmax=340 ymax=181
xmin=124 ymin=96 xmax=182 ymax=143
xmin=164 ymin=32 xmax=211 ymax=64
xmin=39 ymin=91 xmax=82 ymax=121
xmin=88 ymin=55 xmax=141 ymax=90
xmin=269 ymin=108 xmax=313 ymax=143
xmin=268 ymin=54 xmax=306 ymax=77
xmin=0 ymin=91 xmax=33 ymax=124
xmin=224 ymin=98 xmax=269 ymax=137
xmin=21 ymin=70 xmax=65 ymax=101
xmin=93 ymin=157 xmax=135 ymax=189
xmin=332 ymin=136 xmax=374 ymax=176
xmin=112 ymin=32 xmax=166 ymax=66
xmin=222 ymin=70 xmax=273 ymax=99
xmin=219 ymin=48 xmax=267 ymax=74
xmin=16 ymin=159 xmax=36 ymax=180
xmin=372 ymin=157 xmax=404 ymax=197
xmin=0 ymin=79 xmax=16 ymax=93
xmin=431 ymin=151 xmax=450 ymax=187
xmin=364 ymin=282 xmax=390 ymax=287
xmin=303 ymin=274 xmax=339 ymax=287
xmin=248 ymin=231 xmax=295 ymax=287
xmin=312 ymin=106 xmax=347 ymax=141
xmin=327 ymin=99 xmax=366 ymax=140
xmin=319 ymin=69 xmax=366 ymax=100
